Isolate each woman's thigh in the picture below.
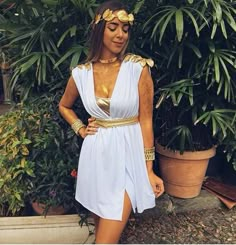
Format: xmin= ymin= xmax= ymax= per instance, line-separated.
xmin=95 ymin=191 xmax=132 ymax=244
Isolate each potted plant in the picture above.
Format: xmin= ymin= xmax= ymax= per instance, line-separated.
xmin=136 ymin=0 xmax=236 ymax=198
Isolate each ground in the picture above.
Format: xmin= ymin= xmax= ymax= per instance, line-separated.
xmin=120 ymin=206 xmax=236 ymax=244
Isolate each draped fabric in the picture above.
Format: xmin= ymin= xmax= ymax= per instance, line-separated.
xmin=72 ymin=59 xmax=155 ymax=221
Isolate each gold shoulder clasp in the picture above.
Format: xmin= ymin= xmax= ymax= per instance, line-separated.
xmin=124 ymin=54 xmax=154 ymax=68
xmin=77 ymin=62 xmax=91 ymax=71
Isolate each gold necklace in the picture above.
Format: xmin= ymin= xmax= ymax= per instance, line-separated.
xmin=99 ymin=57 xmax=118 ymax=64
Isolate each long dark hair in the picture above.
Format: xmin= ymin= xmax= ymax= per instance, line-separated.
xmin=86 ymin=0 xmax=131 ymax=62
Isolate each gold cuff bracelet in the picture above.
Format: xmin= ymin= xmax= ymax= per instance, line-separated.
xmin=144 ymin=147 xmax=155 ymax=161
xmin=71 ymin=119 xmax=86 ymax=136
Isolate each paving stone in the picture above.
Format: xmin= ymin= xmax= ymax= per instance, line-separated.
xmin=136 ymin=190 xmax=222 ymax=220
xmin=137 ymin=193 xmax=174 ymax=219
xmin=170 ymin=190 xmax=222 ymax=213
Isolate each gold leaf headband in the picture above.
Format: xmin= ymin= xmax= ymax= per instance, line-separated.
xmin=94 ymin=9 xmax=134 ymax=25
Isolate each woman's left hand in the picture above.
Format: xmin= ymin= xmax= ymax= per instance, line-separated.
xmin=148 ymin=171 xmax=165 ymax=198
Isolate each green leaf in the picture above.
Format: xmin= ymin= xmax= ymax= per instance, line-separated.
xmin=42 ymin=55 xmax=47 ymax=82
xmin=133 ymin=0 xmax=145 ymax=14
xmin=26 ymin=169 xmax=35 ymax=177
xmin=216 ymin=77 xmax=223 ymax=95
xmin=223 ymin=9 xmax=236 ymax=32
xmin=220 ymin=19 xmax=227 ymax=39
xmin=211 ymin=23 xmax=218 ymax=39
xmin=186 ymin=43 xmax=202 ymax=58
xmin=188 ymin=86 xmax=193 ymax=106
xmin=218 ymin=56 xmax=230 ymax=82
xmin=175 ymin=9 xmax=184 ymax=42
xmin=215 ymin=116 xmax=227 ymax=138
xmin=15 ymin=192 xmax=22 ymax=201
xmin=54 ymin=46 xmax=84 ymax=68
xmin=215 ymin=3 xmax=222 ymax=23
xmin=12 ymin=140 xmax=21 ymax=148
xmin=178 ymin=46 xmax=183 ymax=68
xmin=213 ymin=55 xmax=220 ymax=82
xmin=208 ymin=41 xmax=215 ymax=53
xmin=20 ymin=54 xmax=40 ymax=73
xmin=167 ymin=45 xmax=178 ymax=68
xmin=219 ymin=52 xmax=235 ymax=67
xmin=158 ymin=10 xmax=175 ymax=44
xmin=13 ymin=170 xmax=23 ymax=179
xmin=212 ymin=115 xmax=217 ymax=136
xmin=170 ymin=92 xmax=177 ymax=106
xmin=57 ymin=27 xmax=75 ymax=48
xmin=182 ymin=8 xmax=199 ymax=37
xmin=22 ymin=139 xmax=31 ymax=144
xmin=70 ymin=50 xmax=82 ymax=68
xmin=0 ymin=179 xmax=5 ymax=188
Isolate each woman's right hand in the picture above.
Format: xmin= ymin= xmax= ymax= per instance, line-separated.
xmin=79 ymin=117 xmax=98 ymax=138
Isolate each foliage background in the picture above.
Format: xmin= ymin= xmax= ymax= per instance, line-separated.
xmin=0 ymin=0 xmax=236 ymax=168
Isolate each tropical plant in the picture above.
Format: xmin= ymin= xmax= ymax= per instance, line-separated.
xmin=136 ymin=0 xmax=236 ymax=157
xmin=1 ymin=0 xmax=235 ymax=169
xmin=0 ymin=0 xmax=98 ymax=100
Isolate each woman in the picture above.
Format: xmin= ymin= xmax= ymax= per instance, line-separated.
xmin=59 ymin=0 xmax=164 ymax=243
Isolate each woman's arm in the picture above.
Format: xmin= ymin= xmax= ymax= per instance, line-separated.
xmin=59 ymin=76 xmax=98 ymax=138
xmin=138 ymin=66 xmax=164 ymax=197
xmin=138 ymin=66 xmax=155 ymax=172
xmin=59 ymin=76 xmax=87 ymax=138
xmin=59 ymin=76 xmax=80 ymax=124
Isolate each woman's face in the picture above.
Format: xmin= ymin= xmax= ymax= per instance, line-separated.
xmin=101 ymin=11 xmax=129 ymax=58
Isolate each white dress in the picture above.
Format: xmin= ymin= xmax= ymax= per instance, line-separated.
xmin=72 ymin=54 xmax=155 ymax=221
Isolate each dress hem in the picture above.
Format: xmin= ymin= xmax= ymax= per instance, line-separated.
xmin=75 ymin=196 xmax=156 ymax=221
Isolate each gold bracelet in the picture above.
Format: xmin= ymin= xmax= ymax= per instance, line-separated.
xmin=144 ymin=147 xmax=155 ymax=161
xmin=71 ymin=119 xmax=86 ymax=136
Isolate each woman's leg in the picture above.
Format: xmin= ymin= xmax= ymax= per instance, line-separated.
xmin=95 ymin=191 xmax=132 ymax=244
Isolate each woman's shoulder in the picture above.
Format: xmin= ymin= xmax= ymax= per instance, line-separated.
xmin=123 ymin=53 xmax=154 ymax=68
xmin=71 ymin=61 xmax=91 ymax=72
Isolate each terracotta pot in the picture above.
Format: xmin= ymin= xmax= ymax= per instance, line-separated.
xmin=156 ymin=143 xmax=216 ymax=198
xmin=31 ymin=202 xmax=66 ymax=216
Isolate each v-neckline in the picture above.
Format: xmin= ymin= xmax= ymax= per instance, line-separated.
xmin=91 ymin=60 xmax=124 ymax=101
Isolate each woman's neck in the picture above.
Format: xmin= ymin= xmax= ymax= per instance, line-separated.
xmin=99 ymin=56 xmax=118 ymax=64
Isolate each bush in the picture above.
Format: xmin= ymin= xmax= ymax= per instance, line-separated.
xmin=0 ymin=93 xmax=85 ymax=216
xmin=0 ymin=107 xmax=36 ymax=216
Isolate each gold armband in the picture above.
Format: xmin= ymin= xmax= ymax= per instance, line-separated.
xmin=71 ymin=119 xmax=86 ymax=136
xmin=144 ymin=147 xmax=155 ymax=161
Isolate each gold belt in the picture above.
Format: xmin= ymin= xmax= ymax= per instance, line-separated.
xmin=95 ymin=116 xmax=139 ymax=128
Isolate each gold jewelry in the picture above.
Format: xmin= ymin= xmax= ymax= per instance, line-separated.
xmin=144 ymin=147 xmax=155 ymax=161
xmin=94 ymin=9 xmax=134 ymax=25
xmin=99 ymin=57 xmax=118 ymax=64
xmin=71 ymin=119 xmax=86 ymax=136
